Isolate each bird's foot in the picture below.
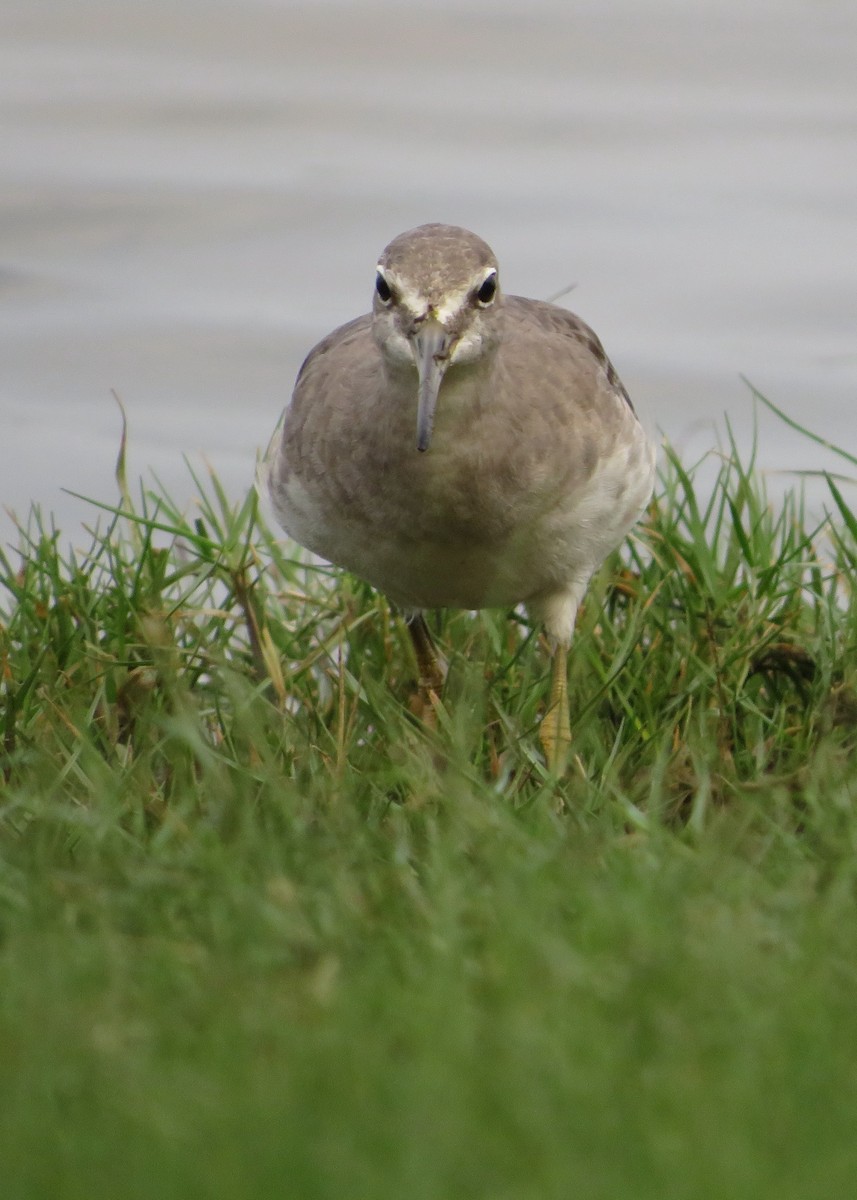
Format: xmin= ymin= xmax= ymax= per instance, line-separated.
xmin=405 ymin=613 xmax=447 ymax=730
xmin=539 ymin=698 xmax=572 ymax=775
xmin=408 ymin=681 xmax=444 ymax=729
xmin=541 ymin=643 xmax=572 ymax=775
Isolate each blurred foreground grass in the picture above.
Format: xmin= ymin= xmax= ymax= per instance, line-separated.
xmin=2 ymin=400 xmax=857 ymax=1199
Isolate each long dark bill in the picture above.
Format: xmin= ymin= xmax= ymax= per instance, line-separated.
xmin=412 ymin=321 xmax=451 ymax=453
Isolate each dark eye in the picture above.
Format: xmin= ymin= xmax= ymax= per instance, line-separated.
xmin=476 ymin=271 xmax=497 ymax=306
xmin=375 ymin=270 xmax=392 ymax=304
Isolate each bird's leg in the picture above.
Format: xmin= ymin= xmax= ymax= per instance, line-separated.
xmin=406 ymin=612 xmax=447 ymax=725
xmin=540 ymin=641 xmax=571 ymax=774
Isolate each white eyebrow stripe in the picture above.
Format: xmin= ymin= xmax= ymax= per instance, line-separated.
xmin=385 ymin=279 xmax=470 ymax=324
xmin=382 ymin=272 xmax=494 ymax=324
xmin=433 ymin=286 xmax=471 ymax=324
xmin=396 ymin=281 xmax=431 ymax=318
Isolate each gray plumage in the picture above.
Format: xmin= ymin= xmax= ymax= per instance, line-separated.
xmin=263 ymin=223 xmax=656 ymax=647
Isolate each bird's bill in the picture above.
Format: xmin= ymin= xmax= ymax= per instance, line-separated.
xmin=412 ymin=321 xmax=452 ymax=452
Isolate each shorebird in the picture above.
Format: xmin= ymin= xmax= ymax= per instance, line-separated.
xmin=262 ymin=224 xmax=655 ymax=772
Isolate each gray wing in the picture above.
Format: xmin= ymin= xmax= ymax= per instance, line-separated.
xmin=503 ymin=296 xmax=635 ymax=413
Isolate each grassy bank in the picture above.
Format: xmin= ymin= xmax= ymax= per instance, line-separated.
xmin=2 ymin=405 xmax=857 ymax=1198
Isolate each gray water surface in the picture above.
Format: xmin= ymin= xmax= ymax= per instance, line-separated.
xmin=2 ymin=0 xmax=856 ymax=543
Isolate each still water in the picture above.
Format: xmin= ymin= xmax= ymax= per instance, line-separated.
xmin=2 ymin=0 xmax=856 ymax=543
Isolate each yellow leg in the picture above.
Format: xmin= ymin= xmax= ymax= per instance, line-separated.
xmin=406 ymin=613 xmax=446 ymax=725
xmin=540 ymin=642 xmax=571 ymax=774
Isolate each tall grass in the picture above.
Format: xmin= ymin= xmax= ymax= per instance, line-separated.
xmin=1 ymin=399 xmax=856 ymax=1199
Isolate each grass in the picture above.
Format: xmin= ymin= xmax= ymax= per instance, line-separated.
xmin=2 ymin=397 xmax=857 ymax=1198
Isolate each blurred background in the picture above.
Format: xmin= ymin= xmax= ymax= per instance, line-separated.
xmin=2 ymin=0 xmax=855 ymax=543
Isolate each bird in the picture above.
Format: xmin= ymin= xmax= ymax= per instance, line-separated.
xmin=261 ymin=223 xmax=656 ymax=773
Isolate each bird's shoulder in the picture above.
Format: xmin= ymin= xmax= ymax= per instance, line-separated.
xmin=502 ymin=296 xmax=603 ymax=349
xmin=294 ymin=313 xmax=376 ymax=389
xmin=501 ymin=296 xmax=633 ymax=410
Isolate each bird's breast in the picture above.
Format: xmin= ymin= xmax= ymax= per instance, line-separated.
xmin=274 ymin=346 xmax=652 ymax=611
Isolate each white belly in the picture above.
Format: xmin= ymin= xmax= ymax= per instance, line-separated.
xmin=268 ymin=406 xmax=655 ymax=613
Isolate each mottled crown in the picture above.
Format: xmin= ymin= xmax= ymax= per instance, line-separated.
xmin=378 ymin=224 xmax=498 ymax=302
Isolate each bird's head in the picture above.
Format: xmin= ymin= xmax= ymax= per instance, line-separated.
xmin=371 ymin=224 xmax=502 ymax=452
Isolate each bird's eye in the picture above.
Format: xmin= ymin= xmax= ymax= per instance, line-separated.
xmin=375 ymin=270 xmax=393 ymax=304
xmin=476 ymin=271 xmax=498 ymax=306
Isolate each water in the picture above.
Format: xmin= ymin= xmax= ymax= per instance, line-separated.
xmin=2 ymin=0 xmax=856 ymax=545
